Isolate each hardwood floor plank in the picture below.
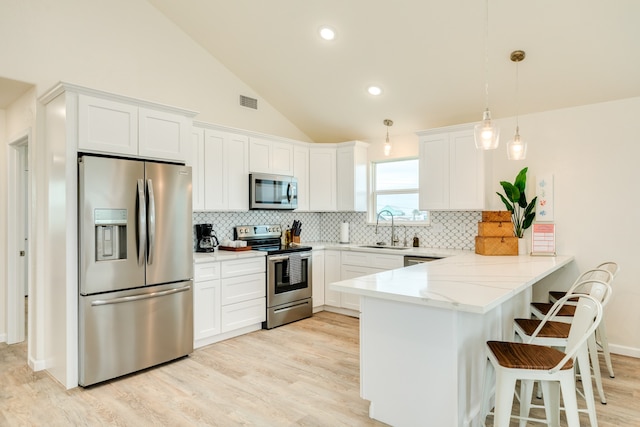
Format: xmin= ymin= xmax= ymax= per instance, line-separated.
xmin=1 ymin=311 xmax=638 ymax=426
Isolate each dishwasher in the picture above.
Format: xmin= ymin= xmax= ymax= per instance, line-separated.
xmin=403 ymin=255 xmax=441 ymax=267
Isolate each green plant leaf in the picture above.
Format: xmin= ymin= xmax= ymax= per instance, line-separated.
xmin=496 ymin=192 xmax=514 ymax=212
xmin=500 ymin=182 xmax=520 ymax=204
xmin=514 ymin=167 xmax=528 ymax=193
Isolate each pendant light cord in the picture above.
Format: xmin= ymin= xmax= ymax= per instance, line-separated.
xmin=483 ymin=0 xmax=490 ymax=109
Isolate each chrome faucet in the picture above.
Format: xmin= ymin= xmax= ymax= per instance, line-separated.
xmin=375 ymin=209 xmax=398 ymax=246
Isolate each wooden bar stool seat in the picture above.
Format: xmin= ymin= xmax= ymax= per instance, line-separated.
xmin=487 ymin=341 xmax=573 ymax=370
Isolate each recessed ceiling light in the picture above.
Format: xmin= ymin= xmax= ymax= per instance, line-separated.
xmin=367 ymin=86 xmax=382 ymax=96
xmin=319 ymin=26 xmax=336 ymax=41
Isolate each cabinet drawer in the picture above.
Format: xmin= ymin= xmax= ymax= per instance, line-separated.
xmin=194 ymin=262 xmax=221 ymax=281
xmin=341 ymin=251 xmax=368 ymax=266
xmin=370 ymin=254 xmax=404 ymax=270
xmin=221 ymin=297 xmax=266 ymax=333
xmin=342 ymin=251 xmax=403 ymax=270
xmin=221 ymin=272 xmax=266 ymax=305
xmin=221 ymin=257 xmax=265 ymax=278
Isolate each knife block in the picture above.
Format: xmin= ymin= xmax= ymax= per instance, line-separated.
xmin=292 ymin=235 xmax=301 ymax=244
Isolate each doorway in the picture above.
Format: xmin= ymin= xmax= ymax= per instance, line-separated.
xmin=7 ymin=131 xmax=30 ymax=344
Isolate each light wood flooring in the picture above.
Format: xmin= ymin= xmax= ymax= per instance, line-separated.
xmin=1 ymin=311 xmax=639 ymax=426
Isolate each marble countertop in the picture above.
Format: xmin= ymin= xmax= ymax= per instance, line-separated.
xmin=330 ymin=253 xmax=574 ymax=314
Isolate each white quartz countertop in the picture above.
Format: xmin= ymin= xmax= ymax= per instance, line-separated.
xmin=330 ymin=253 xmax=574 ymax=314
xmin=302 ymin=241 xmax=469 ymax=258
xmin=193 ymin=250 xmax=266 ymax=264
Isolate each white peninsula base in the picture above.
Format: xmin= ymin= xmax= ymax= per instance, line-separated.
xmin=360 ymin=294 xmax=526 ymax=426
xmin=331 ymin=254 xmax=574 ymax=427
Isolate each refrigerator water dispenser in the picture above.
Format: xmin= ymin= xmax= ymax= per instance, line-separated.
xmin=94 ymin=208 xmax=127 ymax=261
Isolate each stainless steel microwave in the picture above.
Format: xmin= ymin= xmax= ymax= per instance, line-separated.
xmin=249 ymin=173 xmax=298 ymax=210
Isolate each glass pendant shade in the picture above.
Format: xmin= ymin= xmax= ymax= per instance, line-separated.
xmin=383 ymin=141 xmax=391 ymax=156
xmin=474 ymin=109 xmax=500 ymax=149
xmin=507 ymin=126 xmax=527 ymax=160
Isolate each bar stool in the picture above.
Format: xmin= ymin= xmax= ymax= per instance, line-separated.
xmin=547 ymin=261 xmax=619 ymax=379
xmin=483 ymin=294 xmax=603 ymax=427
xmin=514 ymin=279 xmax=612 ymax=426
xmin=528 ymin=269 xmax=614 ymax=405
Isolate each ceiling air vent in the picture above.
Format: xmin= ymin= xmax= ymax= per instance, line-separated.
xmin=239 ymin=95 xmax=258 ymax=109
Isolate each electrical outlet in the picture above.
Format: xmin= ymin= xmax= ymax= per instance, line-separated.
xmin=432 ymin=223 xmax=444 ymax=233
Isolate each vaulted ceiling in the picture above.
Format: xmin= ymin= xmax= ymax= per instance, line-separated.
xmin=146 ymin=1 xmax=640 ymax=143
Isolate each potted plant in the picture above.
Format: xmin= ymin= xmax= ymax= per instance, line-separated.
xmin=497 ymin=167 xmax=537 ymax=239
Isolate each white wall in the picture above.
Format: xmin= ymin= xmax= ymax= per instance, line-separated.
xmin=488 ymin=98 xmax=640 ymax=357
xmin=0 ymin=0 xmax=311 ymax=142
xmin=0 ymin=109 xmax=6 ymax=342
xmin=368 ymin=98 xmax=640 ymax=357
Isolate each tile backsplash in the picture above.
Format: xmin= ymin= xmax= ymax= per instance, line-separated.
xmin=193 ymin=210 xmax=481 ymax=250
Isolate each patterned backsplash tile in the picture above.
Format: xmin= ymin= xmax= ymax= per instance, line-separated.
xmin=193 ymin=210 xmax=482 ymax=250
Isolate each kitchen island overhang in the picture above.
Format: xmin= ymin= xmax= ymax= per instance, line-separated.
xmin=330 ymin=253 xmax=574 ymax=427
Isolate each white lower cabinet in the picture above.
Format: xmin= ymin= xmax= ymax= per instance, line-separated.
xmin=193 ymin=262 xmax=221 ymax=346
xmin=312 ymin=250 xmax=325 ymax=309
xmin=324 ymin=250 xmax=404 ymax=313
xmin=324 ymin=250 xmax=342 ymax=308
xmin=193 ymin=256 xmax=266 ymax=348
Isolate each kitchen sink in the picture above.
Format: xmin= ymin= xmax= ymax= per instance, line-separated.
xmin=359 ymin=245 xmax=412 ymax=250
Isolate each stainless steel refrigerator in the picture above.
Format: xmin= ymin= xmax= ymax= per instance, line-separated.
xmin=78 ymin=155 xmax=193 ymax=386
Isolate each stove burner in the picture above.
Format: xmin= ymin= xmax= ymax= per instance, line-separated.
xmin=233 ymin=224 xmax=312 ymax=255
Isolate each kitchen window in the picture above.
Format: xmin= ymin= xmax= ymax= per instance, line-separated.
xmin=369 ymin=158 xmax=429 ymax=224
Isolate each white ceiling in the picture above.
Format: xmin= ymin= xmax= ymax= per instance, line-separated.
xmin=145 ymin=0 xmax=640 ymax=143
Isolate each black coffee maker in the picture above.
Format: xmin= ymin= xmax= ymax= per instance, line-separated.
xmin=195 ymin=224 xmax=219 ymax=252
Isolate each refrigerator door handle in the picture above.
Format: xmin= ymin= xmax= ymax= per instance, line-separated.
xmin=136 ymin=179 xmax=147 ymax=266
xmin=146 ymin=178 xmax=156 ymax=265
xmin=90 ymin=284 xmax=191 ymax=306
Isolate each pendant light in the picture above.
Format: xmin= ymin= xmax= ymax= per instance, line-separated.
xmin=474 ymin=0 xmax=500 ymax=150
xmin=383 ymin=119 xmax=393 ymax=156
xmin=507 ymin=50 xmax=527 ymax=160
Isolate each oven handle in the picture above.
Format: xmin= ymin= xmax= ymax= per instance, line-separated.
xmin=268 ymin=253 xmax=311 ymax=262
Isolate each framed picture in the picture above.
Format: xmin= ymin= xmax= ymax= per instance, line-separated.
xmin=531 ymin=223 xmax=556 ymax=256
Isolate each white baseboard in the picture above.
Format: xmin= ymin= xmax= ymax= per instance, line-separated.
xmin=609 ymin=343 xmax=640 ymax=359
xmin=29 ymin=355 xmax=47 ymax=371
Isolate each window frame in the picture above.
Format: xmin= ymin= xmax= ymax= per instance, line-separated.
xmin=368 ymin=157 xmax=430 ymax=225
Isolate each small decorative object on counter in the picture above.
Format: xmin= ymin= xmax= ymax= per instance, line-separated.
xmin=475 ymin=211 xmax=518 ymax=255
xmin=412 ymin=234 xmax=420 ymax=247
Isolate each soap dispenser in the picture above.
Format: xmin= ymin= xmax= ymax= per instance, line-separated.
xmin=412 ymin=234 xmax=420 ymax=247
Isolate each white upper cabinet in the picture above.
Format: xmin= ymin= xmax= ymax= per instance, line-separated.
xmin=192 ymin=123 xmax=249 ymax=211
xmin=191 ymin=127 xmax=206 ymax=210
xmin=337 ymin=141 xmax=369 ymax=212
xmin=309 ymin=145 xmax=337 ymax=211
xmin=293 ymin=144 xmax=310 ymax=211
xmin=417 ymin=125 xmax=486 ymax=210
xmin=78 ymin=95 xmax=138 ymax=156
xmin=78 ymin=93 xmax=195 ymax=163
xmin=138 ymin=108 xmax=190 ymax=161
xmin=249 ymin=137 xmax=294 ymax=175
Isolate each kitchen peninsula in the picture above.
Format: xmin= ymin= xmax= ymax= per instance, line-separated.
xmin=330 ymin=253 xmax=573 ymax=427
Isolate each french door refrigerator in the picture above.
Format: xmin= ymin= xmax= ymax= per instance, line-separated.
xmin=78 ymin=155 xmax=193 ymax=386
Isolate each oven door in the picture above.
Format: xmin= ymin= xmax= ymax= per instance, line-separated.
xmin=267 ymin=252 xmax=311 ymax=307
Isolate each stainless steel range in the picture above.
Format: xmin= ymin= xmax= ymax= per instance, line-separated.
xmin=234 ymin=225 xmax=312 ymax=329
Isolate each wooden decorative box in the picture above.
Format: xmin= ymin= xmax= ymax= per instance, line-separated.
xmin=481 ymin=211 xmax=512 ymax=222
xmin=477 ymin=221 xmax=514 ymax=237
xmin=475 ymin=210 xmax=518 ymax=255
xmin=475 ymin=236 xmax=518 ymax=255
